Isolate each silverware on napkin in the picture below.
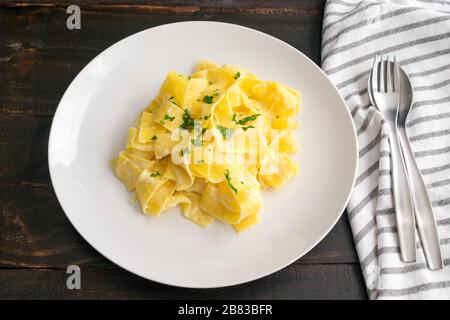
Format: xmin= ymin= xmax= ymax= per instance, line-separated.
xmin=368 ymin=55 xmax=443 ymax=269
xmin=396 ymin=66 xmax=443 ymax=270
xmin=369 ymin=55 xmax=416 ymax=262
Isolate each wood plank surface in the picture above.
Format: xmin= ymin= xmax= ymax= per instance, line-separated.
xmin=0 ymin=1 xmax=323 ymax=116
xmin=0 ymin=264 xmax=366 ymax=299
xmin=0 ymin=0 xmax=324 ymax=10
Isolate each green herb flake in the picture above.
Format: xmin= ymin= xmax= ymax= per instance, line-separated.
xmin=164 ymin=114 xmax=175 ymax=121
xmin=234 ymin=72 xmax=241 ymax=80
xmin=204 ymin=114 xmax=211 ymax=120
xmin=150 ymin=171 xmax=161 ymax=177
xmin=168 ymin=96 xmax=179 ymax=106
xmin=188 ymin=76 xmax=192 ymax=80
xmin=242 ymin=125 xmax=255 ymax=131
xmin=233 ymin=114 xmax=261 ymax=125
xmin=180 ymin=147 xmax=190 ymax=157
xmin=151 ymin=135 xmax=158 ymax=141
xmin=203 ymin=95 xmax=214 ymax=104
xmin=240 ymin=181 xmax=244 ymax=185
xmin=191 ymin=138 xmax=202 ymax=147
xmin=217 ymin=125 xmax=233 ymax=140
xmin=159 ymin=120 xmax=165 ymax=125
xmin=201 ymin=128 xmax=207 ymax=135
xmin=180 ymin=109 xmax=195 ymax=131
xmin=224 ymin=169 xmax=238 ymax=194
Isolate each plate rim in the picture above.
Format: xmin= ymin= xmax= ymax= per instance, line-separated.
xmin=48 ymin=20 xmax=358 ymax=289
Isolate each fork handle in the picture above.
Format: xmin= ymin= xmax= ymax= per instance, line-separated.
xmin=387 ymin=121 xmax=416 ymax=262
xmin=397 ymin=127 xmax=443 ymax=270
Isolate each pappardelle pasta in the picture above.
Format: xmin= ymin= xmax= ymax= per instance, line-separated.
xmin=111 ymin=60 xmax=301 ymax=233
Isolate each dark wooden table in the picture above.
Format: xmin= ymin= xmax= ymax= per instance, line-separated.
xmin=0 ymin=0 xmax=367 ymax=299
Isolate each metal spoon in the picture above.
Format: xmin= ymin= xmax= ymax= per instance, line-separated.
xmin=369 ymin=66 xmax=443 ymax=270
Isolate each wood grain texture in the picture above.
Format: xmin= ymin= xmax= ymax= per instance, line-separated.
xmin=0 ymin=0 xmax=324 ymax=11
xmin=0 ymin=2 xmax=323 ymax=116
xmin=0 ymin=264 xmax=366 ymax=299
xmin=0 ymin=0 xmax=367 ymax=299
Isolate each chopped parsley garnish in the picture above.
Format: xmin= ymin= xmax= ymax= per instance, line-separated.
xmin=151 ymin=135 xmax=157 ymax=141
xmin=201 ymin=128 xmax=207 ymax=135
xmin=234 ymin=72 xmax=241 ymax=80
xmin=168 ymin=96 xmax=179 ymax=106
xmin=180 ymin=109 xmax=194 ymax=131
xmin=233 ymin=114 xmax=261 ymax=125
xmin=150 ymin=171 xmax=161 ymax=177
xmin=217 ymin=125 xmax=233 ymax=140
xmin=203 ymin=95 xmax=214 ymax=104
xmin=180 ymin=147 xmax=190 ymax=157
xmin=224 ymin=169 xmax=237 ymax=194
xmin=204 ymin=114 xmax=211 ymax=120
xmin=188 ymin=76 xmax=192 ymax=80
xmin=242 ymin=125 xmax=255 ymax=131
xmin=191 ymin=138 xmax=202 ymax=147
xmin=164 ymin=114 xmax=175 ymax=121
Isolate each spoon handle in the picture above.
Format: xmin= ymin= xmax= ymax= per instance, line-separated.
xmin=397 ymin=127 xmax=443 ymax=270
xmin=387 ymin=121 xmax=416 ymax=262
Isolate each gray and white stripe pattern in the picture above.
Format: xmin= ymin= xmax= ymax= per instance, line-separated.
xmin=322 ymin=0 xmax=450 ymax=299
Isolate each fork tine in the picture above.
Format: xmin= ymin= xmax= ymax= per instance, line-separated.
xmin=371 ymin=55 xmax=380 ymax=92
xmin=380 ymin=55 xmax=386 ymax=93
xmin=386 ymin=55 xmax=393 ymax=92
xmin=393 ymin=55 xmax=400 ymax=93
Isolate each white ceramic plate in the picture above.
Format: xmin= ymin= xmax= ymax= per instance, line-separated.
xmin=49 ymin=21 xmax=357 ymax=288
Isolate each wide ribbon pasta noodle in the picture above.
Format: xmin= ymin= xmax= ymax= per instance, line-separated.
xmin=111 ymin=60 xmax=300 ymax=233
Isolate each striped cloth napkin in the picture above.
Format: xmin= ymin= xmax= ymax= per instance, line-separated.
xmin=321 ymin=0 xmax=450 ymax=299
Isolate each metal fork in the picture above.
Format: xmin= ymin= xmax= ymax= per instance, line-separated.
xmin=371 ymin=55 xmax=416 ymax=262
